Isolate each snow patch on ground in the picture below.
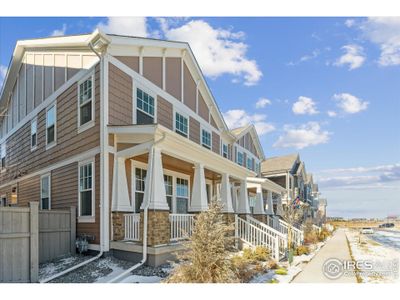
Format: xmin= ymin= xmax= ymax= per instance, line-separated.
xmin=120 ymin=275 xmax=163 ymax=283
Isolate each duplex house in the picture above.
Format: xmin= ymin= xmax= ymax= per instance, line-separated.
xmin=0 ymin=30 xmax=286 ymax=265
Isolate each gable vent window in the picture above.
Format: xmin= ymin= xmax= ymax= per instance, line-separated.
xmin=201 ymin=129 xmax=211 ymax=149
xmin=31 ymin=118 xmax=37 ymax=150
xmin=46 ymin=104 xmax=56 ymax=148
xmin=175 ymin=112 xmax=188 ymax=137
xmin=78 ymin=76 xmax=94 ymax=129
xmin=136 ymin=88 xmax=154 ymax=125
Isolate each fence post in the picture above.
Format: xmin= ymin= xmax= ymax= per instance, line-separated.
xmin=29 ymin=202 xmax=39 ymax=283
xmin=234 ymin=214 xmax=239 ymax=248
xmin=70 ymin=206 xmax=76 ymax=254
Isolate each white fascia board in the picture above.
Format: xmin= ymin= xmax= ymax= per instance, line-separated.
xmin=247 ymin=176 xmax=286 ymax=194
xmin=108 ymin=124 xmax=157 ymax=135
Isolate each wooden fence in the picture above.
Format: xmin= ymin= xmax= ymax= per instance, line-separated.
xmin=0 ymin=202 xmax=76 ymax=283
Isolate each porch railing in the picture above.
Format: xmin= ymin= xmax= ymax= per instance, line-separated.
xmin=278 ymin=219 xmax=304 ymax=247
xmin=124 ymin=213 xmax=141 ymax=241
xmin=169 ymin=214 xmax=195 ymax=242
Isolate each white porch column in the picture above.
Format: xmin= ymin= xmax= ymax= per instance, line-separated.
xmin=265 ymin=190 xmax=274 ymax=215
xmin=236 ymin=179 xmax=250 ymax=214
xmin=253 ymin=185 xmax=265 ymax=215
xmin=189 ymin=163 xmax=208 ymax=212
xmin=276 ymin=194 xmax=284 ymax=217
xmin=111 ymin=157 xmax=132 ymax=211
xmin=220 ymin=173 xmax=234 ymax=213
xmin=140 ymin=147 xmax=169 ymax=210
xmin=231 ymin=186 xmax=238 ymax=212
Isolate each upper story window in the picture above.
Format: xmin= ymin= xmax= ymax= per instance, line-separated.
xmin=0 ymin=143 xmax=6 ymax=169
xmin=40 ymin=174 xmax=51 ymax=210
xmin=78 ymin=76 xmax=94 ymax=130
xmin=136 ymin=88 xmax=155 ymax=125
xmin=237 ymin=151 xmax=244 ymax=166
xmin=201 ymin=129 xmax=211 ymax=149
xmin=175 ymin=112 xmax=188 ymax=137
xmin=222 ymin=143 xmax=228 ymax=158
xmin=79 ymin=160 xmax=94 ymax=220
xmin=247 ymin=157 xmax=253 ymax=170
xmin=31 ymin=118 xmax=37 ymax=150
xmin=46 ymin=104 xmax=56 ymax=148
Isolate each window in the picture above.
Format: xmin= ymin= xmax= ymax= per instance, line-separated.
xmin=201 ymin=129 xmax=211 ymax=149
xmin=0 ymin=195 xmax=6 ymax=207
xmin=40 ymin=175 xmax=51 ymax=210
xmin=79 ymin=162 xmax=94 ymax=218
xmin=136 ymin=88 xmax=155 ymax=125
xmin=255 ymin=162 xmax=260 ymax=174
xmin=78 ymin=76 xmax=94 ymax=128
xmin=135 ymin=168 xmax=147 ymax=212
xmin=1 ymin=143 xmax=5 ymax=169
xmin=176 ymin=178 xmax=189 ymax=213
xmin=237 ymin=152 xmax=244 ymax=166
xmin=10 ymin=186 xmax=17 ymax=205
xmin=222 ymin=143 xmax=228 ymax=158
xmin=175 ymin=112 xmax=188 ymax=137
xmin=46 ymin=104 xmax=56 ymax=147
xmin=247 ymin=157 xmax=253 ymax=170
xmin=164 ymin=175 xmax=173 ymax=212
xmin=31 ymin=118 xmax=37 ymax=150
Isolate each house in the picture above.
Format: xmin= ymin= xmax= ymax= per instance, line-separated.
xmin=0 ymin=30 xmax=289 ymax=266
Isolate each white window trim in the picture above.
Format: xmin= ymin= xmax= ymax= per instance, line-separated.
xmin=173 ymin=108 xmax=189 ymax=138
xmin=40 ymin=173 xmax=51 ymax=210
xmin=200 ymin=125 xmax=212 ymax=150
xmin=221 ymin=141 xmax=229 ymax=159
xmin=132 ymin=81 xmax=157 ymax=124
xmin=45 ymin=102 xmax=57 ymax=150
xmin=77 ymin=73 xmax=95 ymax=134
xmin=78 ymin=158 xmax=95 ymax=223
xmin=131 ymin=160 xmax=190 ymax=214
xmin=30 ymin=117 xmax=38 ymax=152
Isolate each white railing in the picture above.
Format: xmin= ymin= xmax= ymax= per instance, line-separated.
xmin=312 ymin=224 xmax=322 ymax=233
xmin=124 ymin=213 xmax=141 ymax=241
xmin=235 ymin=216 xmax=282 ymax=261
xmin=170 ymin=214 xmax=195 ymax=242
xmin=278 ymin=219 xmax=304 ymax=247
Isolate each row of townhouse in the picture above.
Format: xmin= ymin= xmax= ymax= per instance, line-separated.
xmin=0 ymin=30 xmax=324 ymax=267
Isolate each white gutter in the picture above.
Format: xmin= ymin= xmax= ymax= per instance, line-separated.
xmin=108 ymin=133 xmax=166 ymax=283
xmin=40 ymin=41 xmax=105 ymax=283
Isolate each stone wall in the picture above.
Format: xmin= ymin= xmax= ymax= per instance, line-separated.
xmin=112 ymin=212 xmax=125 ymax=241
xmin=140 ymin=210 xmax=170 ymax=246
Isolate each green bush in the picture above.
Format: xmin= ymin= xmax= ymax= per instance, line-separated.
xmin=242 ymin=246 xmax=270 ymax=262
xmin=294 ymin=245 xmax=310 ymax=256
xmin=275 ymin=268 xmax=288 ymax=275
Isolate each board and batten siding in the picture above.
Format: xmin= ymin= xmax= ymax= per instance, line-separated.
xmin=165 ymin=57 xmax=181 ymax=101
xmin=183 ymin=63 xmax=196 ymax=112
xmin=143 ymin=57 xmax=163 ymax=88
xmin=115 ymin=56 xmax=139 ymax=73
xmin=157 ymin=96 xmax=173 ymax=130
xmin=212 ymin=132 xmax=220 ymax=155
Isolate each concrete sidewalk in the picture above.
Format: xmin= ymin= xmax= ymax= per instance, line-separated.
xmin=292 ymin=228 xmax=357 ymax=283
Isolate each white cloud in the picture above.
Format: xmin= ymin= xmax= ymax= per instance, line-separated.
xmin=359 ymin=17 xmax=400 ymax=66
xmin=345 ymin=19 xmax=356 ymax=28
xmin=292 ymin=96 xmax=318 ymax=115
xmin=287 ymin=49 xmax=320 ymax=66
xmin=334 ymin=44 xmax=366 ymax=70
xmin=273 ymin=122 xmax=330 ymax=149
xmin=333 ymin=93 xmax=368 ymax=114
xmin=327 ymin=111 xmax=337 ymax=117
xmin=0 ymin=65 xmax=7 ymax=90
xmin=255 ymin=98 xmax=271 ymax=108
xmin=51 ymin=24 xmax=67 ymax=36
xmin=223 ymin=109 xmax=275 ymax=136
xmin=97 ymin=17 xmax=148 ymax=37
xmin=162 ymin=20 xmax=262 ymax=86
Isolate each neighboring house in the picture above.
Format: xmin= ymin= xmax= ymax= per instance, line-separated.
xmin=0 ymin=30 xmax=287 ymax=265
xmin=316 ymin=198 xmax=327 ymax=225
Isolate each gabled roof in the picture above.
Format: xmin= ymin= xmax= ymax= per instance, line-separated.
xmin=230 ymin=124 xmax=265 ymax=160
xmin=306 ymin=173 xmax=314 ymax=184
xmin=261 ymin=153 xmax=300 ymax=175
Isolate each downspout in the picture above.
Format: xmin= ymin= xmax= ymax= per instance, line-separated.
xmin=40 ymin=41 xmax=105 ymax=283
xmin=108 ymin=133 xmax=166 ymax=283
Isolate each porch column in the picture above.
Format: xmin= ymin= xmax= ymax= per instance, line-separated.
xmin=189 ymin=163 xmax=208 ymax=212
xmin=111 ymin=157 xmax=132 ymax=211
xmin=276 ymin=194 xmax=284 ymax=217
xmin=220 ymin=173 xmax=234 ymax=213
xmin=236 ymin=179 xmax=250 ymax=215
xmin=253 ymin=185 xmax=265 ymax=215
xmin=265 ymin=190 xmax=274 ymax=215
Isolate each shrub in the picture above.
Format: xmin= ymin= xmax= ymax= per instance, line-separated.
xmin=304 ymin=230 xmax=319 ymax=244
xmin=242 ymin=246 xmax=270 ymax=262
xmin=317 ymin=228 xmax=331 ymax=242
xmin=165 ymin=202 xmax=238 ymax=283
xmin=268 ymin=260 xmax=279 ymax=270
xmin=275 ymin=268 xmax=288 ymax=275
xmin=294 ymin=245 xmax=310 ymax=256
xmin=268 ymin=278 xmax=279 ymax=283
xmin=231 ymin=255 xmax=257 ymax=283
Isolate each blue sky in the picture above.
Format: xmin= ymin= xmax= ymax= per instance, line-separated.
xmin=1 ymin=17 xmax=399 ymax=218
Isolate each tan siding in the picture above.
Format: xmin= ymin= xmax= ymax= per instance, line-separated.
xmin=189 ymin=117 xmax=200 ymax=144
xmin=157 ymin=96 xmax=173 ymax=130
xmin=198 ymin=92 xmax=209 ymax=122
xmin=210 ymin=115 xmax=218 ymax=129
xmin=18 ymin=176 xmax=40 ymax=207
xmin=108 ymin=63 xmax=133 ymax=125
xmin=143 ymin=57 xmax=162 ymax=88
xmin=165 ymin=57 xmax=181 ymax=101
xmin=212 ymin=132 xmax=220 ymax=154
xmin=183 ymin=63 xmax=196 ymax=112
xmin=115 ymin=56 xmax=139 ymax=73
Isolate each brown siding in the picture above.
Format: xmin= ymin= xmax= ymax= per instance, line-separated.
xmin=212 ymin=132 xmax=220 ymax=154
xmin=157 ymin=96 xmax=173 ymax=130
xmin=189 ymin=117 xmax=200 ymax=144
xmin=18 ymin=176 xmax=40 ymax=207
xmin=108 ymin=63 xmax=132 ymax=125
xmin=143 ymin=57 xmax=162 ymax=88
xmin=198 ymin=92 xmax=209 ymax=122
xmin=165 ymin=57 xmax=181 ymax=101
xmin=115 ymin=56 xmax=139 ymax=73
xmin=210 ymin=115 xmax=218 ymax=129
xmin=183 ymin=63 xmax=196 ymax=112
xmin=108 ymin=133 xmax=115 ymax=147
xmin=0 ymin=64 xmax=100 ymax=185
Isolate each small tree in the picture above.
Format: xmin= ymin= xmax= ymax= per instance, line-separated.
xmin=165 ymin=201 xmax=238 ymax=283
xmin=282 ymin=199 xmax=305 ymax=252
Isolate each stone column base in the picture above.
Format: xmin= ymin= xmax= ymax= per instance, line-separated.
xmin=112 ymin=212 xmax=126 ymax=241
xmin=253 ymin=214 xmax=267 ymax=224
xmin=140 ymin=210 xmax=170 ymax=246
